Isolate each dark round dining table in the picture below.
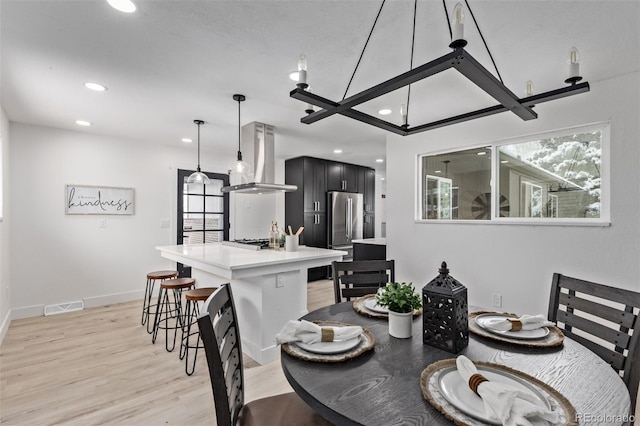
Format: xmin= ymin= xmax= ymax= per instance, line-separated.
xmin=280 ymin=302 xmax=631 ymax=426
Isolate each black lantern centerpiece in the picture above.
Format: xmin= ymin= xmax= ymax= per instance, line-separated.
xmin=422 ymin=261 xmax=468 ymax=353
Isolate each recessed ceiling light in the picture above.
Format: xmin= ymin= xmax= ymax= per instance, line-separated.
xmin=434 ymin=170 xmax=442 ymax=173
xmin=376 ymin=158 xmax=384 ymax=163
xmin=84 ymin=82 xmax=107 ymax=92
xmin=381 ymin=177 xmax=385 ymax=181
xmin=333 ymin=149 xmax=342 ymax=154
xmin=76 ymin=120 xmax=92 ymax=126
xmin=378 ymin=108 xmax=392 ymax=115
xmin=182 ymin=138 xmax=192 ymax=143
xmin=289 ymin=71 xmax=299 ymax=82
xmin=107 ymin=0 xmax=136 ymax=13
xmin=477 ymin=151 xmax=487 ymax=156
xmin=501 ymin=160 xmax=509 ymax=164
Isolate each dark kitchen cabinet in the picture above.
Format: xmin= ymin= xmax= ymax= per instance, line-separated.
xmin=286 ymin=157 xmax=330 ymax=281
xmin=353 ymin=241 xmax=386 ymax=261
xmin=286 ymin=156 xmax=327 ymax=216
xmin=303 ymin=157 xmax=326 ymax=212
xmin=286 ymin=156 xmax=376 ymax=281
xmin=357 ymin=166 xmax=376 ymax=238
xmin=358 ymin=167 xmax=376 ymax=213
xmin=327 ymin=161 xmax=358 ymax=192
xmin=363 ymin=214 xmax=375 ymax=239
xmin=303 ymin=212 xmax=327 ymax=249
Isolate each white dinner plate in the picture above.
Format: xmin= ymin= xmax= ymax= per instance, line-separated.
xmin=364 ymin=297 xmax=389 ymax=314
xmin=437 ymin=365 xmax=551 ymax=425
xmin=475 ymin=313 xmax=550 ymax=340
xmin=294 ymin=327 xmax=361 ymax=354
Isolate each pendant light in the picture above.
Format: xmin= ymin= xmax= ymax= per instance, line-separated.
xmin=228 ymin=94 xmax=254 ymax=186
xmin=186 ymin=119 xmax=210 ymax=185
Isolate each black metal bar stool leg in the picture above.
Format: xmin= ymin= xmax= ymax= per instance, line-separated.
xmin=151 ymin=278 xmax=195 ymax=353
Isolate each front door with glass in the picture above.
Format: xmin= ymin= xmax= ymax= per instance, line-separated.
xmin=177 ymin=169 xmax=230 ymax=277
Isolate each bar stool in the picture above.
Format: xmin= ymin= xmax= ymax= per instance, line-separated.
xmin=179 ymin=287 xmax=218 ymax=376
xmin=142 ymin=270 xmax=178 ymax=333
xmin=151 ymin=277 xmax=195 ymax=352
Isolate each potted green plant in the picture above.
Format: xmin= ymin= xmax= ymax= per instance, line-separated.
xmin=375 ymin=282 xmax=422 ymax=338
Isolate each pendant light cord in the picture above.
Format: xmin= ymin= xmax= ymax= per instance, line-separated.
xmin=464 ymin=0 xmax=503 ymax=83
xmin=443 ymin=0 xmax=452 ymax=38
xmin=342 ymin=0 xmax=386 ymax=100
xmin=197 ymin=121 xmax=201 ymax=170
xmin=442 ymin=0 xmax=504 ymax=84
xmin=237 ymin=98 xmax=242 ymax=161
xmin=404 ymin=0 xmax=418 ymax=126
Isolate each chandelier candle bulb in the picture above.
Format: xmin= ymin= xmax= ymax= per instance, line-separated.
xmin=525 ymin=80 xmax=534 ymax=96
xmin=400 ymin=103 xmax=408 ymax=126
xmin=568 ymin=47 xmax=580 ymax=78
xmin=297 ymin=54 xmax=308 ymax=87
xmin=452 ymin=3 xmax=465 ymax=42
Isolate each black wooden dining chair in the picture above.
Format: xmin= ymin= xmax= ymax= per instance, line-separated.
xmin=332 ymin=259 xmax=395 ymax=304
xmin=548 ymin=273 xmax=639 ymax=415
xmin=197 ymin=284 xmax=332 ymax=426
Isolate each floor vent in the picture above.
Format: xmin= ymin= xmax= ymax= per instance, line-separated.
xmin=44 ymin=301 xmax=84 ymax=316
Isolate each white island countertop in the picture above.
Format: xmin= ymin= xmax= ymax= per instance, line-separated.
xmin=156 ymin=243 xmax=347 ymax=280
xmin=351 ymin=238 xmax=386 ymax=245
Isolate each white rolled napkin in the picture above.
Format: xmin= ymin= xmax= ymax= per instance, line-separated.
xmin=484 ymin=314 xmax=554 ymax=333
xmin=275 ymin=320 xmax=362 ymax=345
xmin=456 ymin=355 xmax=559 ymax=426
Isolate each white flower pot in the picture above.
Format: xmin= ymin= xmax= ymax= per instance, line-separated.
xmin=388 ymin=310 xmax=413 ymax=338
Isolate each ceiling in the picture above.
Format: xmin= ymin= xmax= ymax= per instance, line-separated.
xmin=2 ymin=1 xmax=638 ymax=176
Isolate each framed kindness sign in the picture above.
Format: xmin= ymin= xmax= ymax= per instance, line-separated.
xmin=65 ymin=185 xmax=135 ymax=215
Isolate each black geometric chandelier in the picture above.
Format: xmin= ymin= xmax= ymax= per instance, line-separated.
xmin=290 ymin=0 xmax=590 ymax=136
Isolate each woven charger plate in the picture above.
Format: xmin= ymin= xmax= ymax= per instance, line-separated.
xmin=420 ymin=359 xmax=578 ymax=426
xmin=282 ymin=321 xmax=375 ymax=363
xmin=353 ymin=294 xmax=423 ymax=319
xmin=469 ymin=311 xmax=564 ymax=348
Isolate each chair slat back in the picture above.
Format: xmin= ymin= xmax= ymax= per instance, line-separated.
xmin=198 ymin=284 xmax=244 ymax=426
xmin=332 ymin=260 xmax=395 ymax=303
xmin=557 ymin=291 xmax=636 ymax=329
xmin=548 ymin=273 xmax=639 ymax=415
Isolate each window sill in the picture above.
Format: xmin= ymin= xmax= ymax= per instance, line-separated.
xmin=414 ymin=218 xmax=611 ymax=227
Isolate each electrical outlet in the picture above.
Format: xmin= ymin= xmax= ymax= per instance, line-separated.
xmin=492 ymin=294 xmax=502 ymax=308
xmin=276 ymin=274 xmax=285 ymax=288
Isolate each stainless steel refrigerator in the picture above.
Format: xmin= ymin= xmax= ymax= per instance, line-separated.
xmin=328 ymin=191 xmax=363 ymax=260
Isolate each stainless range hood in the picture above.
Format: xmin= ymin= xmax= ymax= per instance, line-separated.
xmin=221 ymin=122 xmax=297 ymax=194
xmin=221 ymin=181 xmax=297 ymax=194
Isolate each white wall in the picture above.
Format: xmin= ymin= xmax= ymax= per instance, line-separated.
xmin=8 ymin=123 xmax=258 ymax=319
xmin=0 ymin=106 xmax=10 ymax=342
xmin=375 ymin=173 xmax=386 ymax=237
xmin=387 ymin=72 xmax=640 ymax=314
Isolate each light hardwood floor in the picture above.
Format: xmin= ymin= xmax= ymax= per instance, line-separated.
xmin=0 ymin=280 xmax=335 ymax=425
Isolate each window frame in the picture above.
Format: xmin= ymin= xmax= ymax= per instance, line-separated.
xmin=415 ymin=122 xmax=610 ymax=226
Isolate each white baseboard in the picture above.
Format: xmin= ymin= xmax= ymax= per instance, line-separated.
xmin=11 ymin=304 xmax=45 ymax=320
xmin=1 ymin=290 xmax=146 ymax=344
xmin=83 ymin=290 xmax=143 ymax=308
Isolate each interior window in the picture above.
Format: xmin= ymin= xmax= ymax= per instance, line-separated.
xmin=419 ymin=147 xmax=492 ymax=220
xmin=417 ymin=123 xmax=607 ymax=223
xmin=499 ymin=130 xmax=602 ymax=219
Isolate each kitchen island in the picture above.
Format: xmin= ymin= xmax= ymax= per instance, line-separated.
xmin=156 ymin=243 xmax=346 ymax=364
xmin=352 ymin=237 xmax=386 ymax=261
